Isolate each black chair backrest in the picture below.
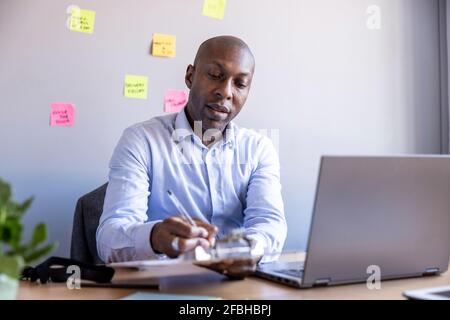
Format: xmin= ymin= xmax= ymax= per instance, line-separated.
xmin=70 ymin=183 xmax=108 ymax=264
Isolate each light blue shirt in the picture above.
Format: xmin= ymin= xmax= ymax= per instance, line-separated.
xmin=96 ymin=109 xmax=287 ymax=263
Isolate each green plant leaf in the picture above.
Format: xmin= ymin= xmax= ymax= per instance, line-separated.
xmin=16 ymin=197 xmax=34 ymax=217
xmin=1 ymin=217 xmax=23 ymax=249
xmin=30 ymin=223 xmax=47 ymax=248
xmin=0 ymin=206 xmax=7 ymax=225
xmin=0 ymin=179 xmax=12 ymax=207
xmin=14 ymin=223 xmax=49 ymax=257
xmin=18 ymin=196 xmax=33 ymax=211
xmin=24 ymin=242 xmax=58 ymax=264
xmin=0 ymin=255 xmax=24 ymax=279
xmin=0 ymin=178 xmax=57 ymax=266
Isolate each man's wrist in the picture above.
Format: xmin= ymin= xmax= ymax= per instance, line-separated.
xmin=150 ymin=222 xmax=163 ymax=254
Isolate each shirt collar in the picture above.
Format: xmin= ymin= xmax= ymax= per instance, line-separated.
xmin=173 ymin=108 xmax=236 ymax=149
xmin=173 ymin=108 xmax=194 ymax=143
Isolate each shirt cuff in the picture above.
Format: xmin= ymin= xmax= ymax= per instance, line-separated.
xmin=133 ymin=220 xmax=165 ymax=260
xmin=245 ymin=233 xmax=267 ymax=250
xmin=245 ymin=232 xmax=279 ymax=263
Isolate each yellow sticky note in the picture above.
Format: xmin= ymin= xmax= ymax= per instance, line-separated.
xmin=124 ymin=75 xmax=148 ymax=99
xmin=202 ymin=0 xmax=227 ymax=20
xmin=152 ymin=34 xmax=176 ymax=58
xmin=70 ymin=9 xmax=96 ymax=34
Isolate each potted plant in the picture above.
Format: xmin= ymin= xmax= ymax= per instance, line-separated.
xmin=0 ymin=178 xmax=57 ymax=299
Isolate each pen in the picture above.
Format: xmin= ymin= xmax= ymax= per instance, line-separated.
xmin=167 ymin=189 xmax=197 ymax=227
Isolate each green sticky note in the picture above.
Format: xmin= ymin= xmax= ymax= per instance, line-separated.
xmin=124 ymin=75 xmax=148 ymax=99
xmin=202 ymin=0 xmax=227 ymax=20
xmin=70 ymin=9 xmax=96 ymax=34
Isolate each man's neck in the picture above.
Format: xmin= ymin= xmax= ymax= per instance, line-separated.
xmin=184 ymin=107 xmax=225 ymax=147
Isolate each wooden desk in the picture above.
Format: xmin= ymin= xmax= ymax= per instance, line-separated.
xmin=17 ymin=253 xmax=450 ymax=300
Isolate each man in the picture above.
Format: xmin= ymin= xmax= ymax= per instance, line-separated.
xmin=96 ymin=36 xmax=287 ymax=271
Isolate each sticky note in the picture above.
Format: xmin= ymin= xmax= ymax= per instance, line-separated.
xmin=70 ymin=9 xmax=96 ymax=34
xmin=124 ymin=75 xmax=148 ymax=99
xmin=152 ymin=34 xmax=176 ymax=57
xmin=164 ymin=90 xmax=188 ymax=113
xmin=202 ymin=0 xmax=227 ymax=20
xmin=50 ymin=103 xmax=75 ymax=127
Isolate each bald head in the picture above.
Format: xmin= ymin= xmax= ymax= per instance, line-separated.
xmin=194 ymin=36 xmax=255 ymax=71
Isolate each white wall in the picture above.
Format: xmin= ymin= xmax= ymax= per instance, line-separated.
xmin=0 ymin=0 xmax=442 ymax=257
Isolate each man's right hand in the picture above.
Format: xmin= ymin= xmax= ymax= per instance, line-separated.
xmin=150 ymin=217 xmax=218 ymax=258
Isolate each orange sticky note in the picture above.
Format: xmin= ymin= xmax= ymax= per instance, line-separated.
xmin=164 ymin=90 xmax=188 ymax=113
xmin=152 ymin=33 xmax=176 ymax=57
xmin=50 ymin=103 xmax=75 ymax=127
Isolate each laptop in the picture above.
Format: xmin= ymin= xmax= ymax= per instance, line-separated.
xmin=256 ymin=155 xmax=450 ymax=288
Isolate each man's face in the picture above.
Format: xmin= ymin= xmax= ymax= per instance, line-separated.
xmin=185 ymin=44 xmax=254 ymax=133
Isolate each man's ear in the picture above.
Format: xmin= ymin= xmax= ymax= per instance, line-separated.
xmin=185 ymin=64 xmax=194 ymax=89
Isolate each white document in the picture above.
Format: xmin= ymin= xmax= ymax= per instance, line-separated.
xmin=108 ymin=258 xmax=189 ymax=269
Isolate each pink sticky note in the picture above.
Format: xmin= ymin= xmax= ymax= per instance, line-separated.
xmin=164 ymin=90 xmax=188 ymax=113
xmin=50 ymin=103 xmax=75 ymax=127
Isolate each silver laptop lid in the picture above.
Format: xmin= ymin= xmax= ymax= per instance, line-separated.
xmin=302 ymin=155 xmax=450 ymax=287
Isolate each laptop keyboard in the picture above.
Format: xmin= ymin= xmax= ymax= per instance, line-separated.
xmin=272 ymin=261 xmax=305 ymax=278
xmin=276 ymin=268 xmax=304 ymax=278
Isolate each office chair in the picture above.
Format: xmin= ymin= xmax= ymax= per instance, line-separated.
xmin=70 ymin=183 xmax=108 ymax=264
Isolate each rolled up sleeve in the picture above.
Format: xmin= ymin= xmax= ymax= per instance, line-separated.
xmin=243 ymin=136 xmax=287 ymax=262
xmin=96 ymin=126 xmax=163 ymax=263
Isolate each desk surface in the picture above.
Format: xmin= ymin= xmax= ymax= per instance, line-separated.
xmin=17 ymin=253 xmax=450 ymax=300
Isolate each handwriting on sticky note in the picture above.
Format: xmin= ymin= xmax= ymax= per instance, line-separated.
xmin=124 ymin=75 xmax=148 ymax=99
xmin=50 ymin=103 xmax=75 ymax=127
xmin=164 ymin=90 xmax=188 ymax=113
xmin=69 ymin=9 xmax=96 ymax=34
xmin=152 ymin=34 xmax=176 ymax=57
xmin=202 ymin=0 xmax=227 ymax=20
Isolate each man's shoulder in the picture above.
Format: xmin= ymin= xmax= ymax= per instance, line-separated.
xmin=233 ymin=123 xmax=273 ymax=148
xmin=234 ymin=124 xmax=279 ymax=165
xmin=126 ymin=113 xmax=176 ymax=136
